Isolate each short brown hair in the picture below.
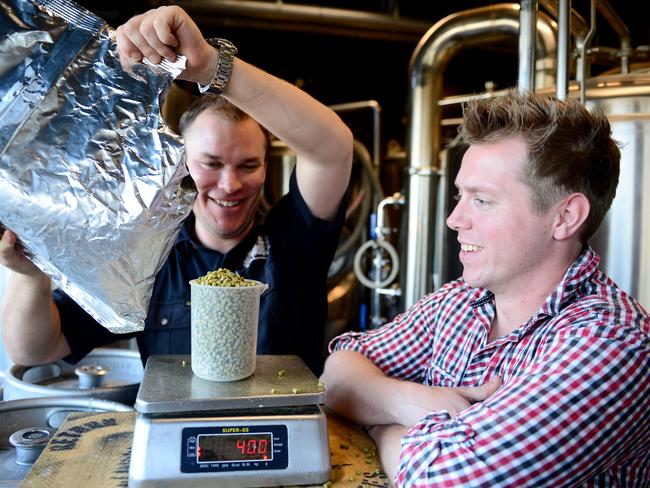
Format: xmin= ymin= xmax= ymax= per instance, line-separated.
xmin=459 ymin=92 xmax=620 ymax=242
xmin=179 ymin=96 xmax=271 ymax=159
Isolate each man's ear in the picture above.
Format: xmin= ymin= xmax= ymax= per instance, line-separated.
xmin=553 ymin=193 xmax=590 ymax=240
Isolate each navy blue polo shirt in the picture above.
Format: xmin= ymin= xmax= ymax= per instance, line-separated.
xmin=56 ymin=170 xmax=346 ymax=374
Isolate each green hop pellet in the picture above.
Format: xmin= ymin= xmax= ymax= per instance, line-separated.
xmin=195 ymin=268 xmax=256 ymax=287
xmin=292 ymin=387 xmax=300 ymax=394
xmin=270 ymin=388 xmax=276 ymax=394
xmin=278 ymin=369 xmax=286 ymax=377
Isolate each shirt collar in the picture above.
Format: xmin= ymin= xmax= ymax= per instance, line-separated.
xmin=540 ymin=244 xmax=600 ymax=316
xmin=469 ymin=244 xmax=601 ymax=317
xmin=176 ymin=212 xmax=195 ymax=244
xmin=175 ymin=212 xmax=263 ymax=264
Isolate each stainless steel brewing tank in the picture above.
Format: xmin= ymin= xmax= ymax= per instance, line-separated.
xmin=429 ymin=71 xmax=650 ymax=310
xmin=587 ymin=71 xmax=650 ymax=310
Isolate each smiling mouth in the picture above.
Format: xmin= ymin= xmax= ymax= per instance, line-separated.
xmin=461 ymin=244 xmax=483 ymax=252
xmin=212 ymin=198 xmax=241 ymax=208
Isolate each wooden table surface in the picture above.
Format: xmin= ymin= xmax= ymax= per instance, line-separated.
xmin=21 ymin=410 xmax=390 ymax=487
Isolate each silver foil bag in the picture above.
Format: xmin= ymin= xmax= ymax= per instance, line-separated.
xmin=0 ymin=0 xmax=194 ymax=333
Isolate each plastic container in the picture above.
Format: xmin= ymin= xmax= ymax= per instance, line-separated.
xmin=189 ymin=279 xmax=268 ymax=381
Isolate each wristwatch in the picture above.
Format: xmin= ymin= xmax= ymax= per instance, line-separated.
xmin=198 ymin=38 xmax=238 ymax=95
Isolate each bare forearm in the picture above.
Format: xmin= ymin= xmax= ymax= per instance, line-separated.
xmin=321 ymin=350 xmax=405 ymax=426
xmin=224 ymin=59 xmax=352 ymax=221
xmin=2 ymin=272 xmax=70 ymax=364
xmin=369 ymin=424 xmax=409 ymax=484
xmin=224 ymin=58 xmax=352 ymax=166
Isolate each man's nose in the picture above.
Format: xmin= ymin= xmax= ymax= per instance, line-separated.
xmin=219 ymin=169 xmax=242 ymax=193
xmin=447 ymin=201 xmax=468 ymax=231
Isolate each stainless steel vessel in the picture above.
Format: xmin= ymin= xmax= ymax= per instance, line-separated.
xmin=587 ymin=72 xmax=650 ymax=309
xmin=0 ymin=396 xmax=133 ymax=486
xmin=395 ymin=1 xmax=650 ymax=311
xmin=3 ymin=348 xmax=143 ymax=406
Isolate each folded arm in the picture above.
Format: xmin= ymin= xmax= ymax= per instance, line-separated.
xmin=324 ymin=292 xmax=650 ymax=486
xmin=321 ymin=350 xmax=499 ymax=427
xmin=389 ymin=328 xmax=650 ymax=486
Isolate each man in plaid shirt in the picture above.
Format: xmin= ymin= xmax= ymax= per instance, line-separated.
xmin=322 ymin=93 xmax=650 ymax=487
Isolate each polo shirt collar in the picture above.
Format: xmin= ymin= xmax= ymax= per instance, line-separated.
xmin=176 ymin=212 xmax=264 ymax=268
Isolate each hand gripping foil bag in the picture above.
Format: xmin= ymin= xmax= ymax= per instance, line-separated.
xmin=0 ymin=0 xmax=195 ymax=333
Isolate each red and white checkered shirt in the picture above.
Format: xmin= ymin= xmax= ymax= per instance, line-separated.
xmin=330 ymin=246 xmax=650 ymax=487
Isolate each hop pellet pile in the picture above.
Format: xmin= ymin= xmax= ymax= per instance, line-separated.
xmin=195 ymin=268 xmax=256 ymax=287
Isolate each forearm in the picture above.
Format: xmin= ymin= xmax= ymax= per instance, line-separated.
xmin=116 ymin=6 xmax=351 ymax=166
xmin=224 ymin=57 xmax=352 ymax=167
xmin=368 ymin=425 xmax=409 ymax=484
xmin=115 ymin=6 xmax=353 ymax=221
xmin=2 ymin=272 xmax=70 ymax=364
xmin=321 ymin=350 xmax=405 ymax=426
xmin=224 ymin=58 xmax=352 ymax=221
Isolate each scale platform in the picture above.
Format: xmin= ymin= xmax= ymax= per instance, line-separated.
xmin=128 ymin=355 xmax=330 ymax=488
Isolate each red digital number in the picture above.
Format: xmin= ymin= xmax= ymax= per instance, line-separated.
xmin=236 ymin=438 xmax=246 ymax=454
xmin=247 ymin=439 xmax=257 ymax=454
xmin=258 ymin=439 xmax=268 ymax=454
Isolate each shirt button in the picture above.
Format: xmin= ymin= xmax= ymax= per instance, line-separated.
xmin=185 ymin=301 xmax=191 ymax=306
xmin=160 ymin=318 xmax=168 ymax=326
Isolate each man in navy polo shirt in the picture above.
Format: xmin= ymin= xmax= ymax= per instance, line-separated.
xmin=0 ymin=6 xmax=352 ymax=375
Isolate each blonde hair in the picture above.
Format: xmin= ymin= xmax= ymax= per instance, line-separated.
xmin=460 ymin=92 xmax=620 ymax=241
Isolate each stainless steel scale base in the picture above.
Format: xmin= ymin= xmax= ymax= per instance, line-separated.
xmin=128 ymin=355 xmax=330 ymax=488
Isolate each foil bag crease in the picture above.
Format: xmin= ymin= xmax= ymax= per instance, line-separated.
xmin=0 ymin=0 xmax=194 ymax=333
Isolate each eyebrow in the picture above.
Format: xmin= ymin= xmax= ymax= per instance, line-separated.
xmin=453 ymin=182 xmax=500 ymax=194
xmin=194 ymin=153 xmax=263 ymax=165
xmin=195 ymin=153 xmax=221 ymax=161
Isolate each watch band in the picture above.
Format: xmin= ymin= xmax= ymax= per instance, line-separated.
xmin=198 ymin=38 xmax=238 ymax=95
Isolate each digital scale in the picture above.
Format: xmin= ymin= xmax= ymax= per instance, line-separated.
xmin=128 ymin=355 xmax=331 ymax=487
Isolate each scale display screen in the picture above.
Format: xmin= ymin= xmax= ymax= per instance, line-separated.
xmin=181 ymin=425 xmax=288 ymax=473
xmin=198 ymin=433 xmax=273 ymax=462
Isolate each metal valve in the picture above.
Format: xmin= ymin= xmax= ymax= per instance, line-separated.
xmin=74 ymin=364 xmax=108 ymax=389
xmin=9 ymin=427 xmax=56 ymax=465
